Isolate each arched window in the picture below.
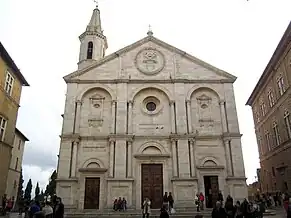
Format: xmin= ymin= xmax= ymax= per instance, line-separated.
xmin=87 ymin=41 xmax=93 ymax=59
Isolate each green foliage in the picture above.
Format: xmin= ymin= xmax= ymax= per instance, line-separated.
xmin=44 ymin=170 xmax=57 ymax=197
xmin=35 ymin=182 xmax=40 ymax=200
xmin=17 ymin=170 xmax=24 ymax=202
xmin=24 ymin=179 xmax=32 ymax=201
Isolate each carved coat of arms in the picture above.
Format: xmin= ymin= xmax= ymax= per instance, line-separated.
xmin=135 ymin=48 xmax=165 ymax=75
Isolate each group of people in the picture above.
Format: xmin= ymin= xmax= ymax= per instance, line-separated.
xmin=211 ymin=196 xmax=265 ymax=218
xmin=1 ymin=194 xmax=14 ymax=215
xmin=142 ymin=192 xmax=174 ymax=218
xmin=1 ymin=194 xmax=65 ymax=218
xmin=113 ymin=197 xmax=127 ymax=211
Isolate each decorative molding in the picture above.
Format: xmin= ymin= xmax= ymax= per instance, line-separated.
xmin=196 ymin=166 xmax=225 ymax=170
xmin=76 ymin=84 xmax=117 ymax=101
xmin=76 ymin=100 xmax=83 ymax=105
xmin=133 ymin=154 xmax=171 ymax=159
xmin=226 ymin=177 xmax=247 ymax=181
xmin=59 ymin=133 xmax=242 ymax=141
xmin=169 ymin=100 xmax=175 ymax=105
xmin=79 ymin=168 xmax=107 ymax=173
xmin=55 ymin=178 xmax=78 ymax=182
xmin=68 ymin=79 xmax=234 ymax=84
xmin=219 ymin=100 xmax=226 ymax=105
xmin=106 ymin=178 xmax=134 ymax=182
xmin=171 ymin=177 xmax=198 ymax=182
xmin=129 ymin=84 xmax=174 ymax=102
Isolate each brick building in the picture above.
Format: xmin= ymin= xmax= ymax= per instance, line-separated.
xmin=246 ymin=21 xmax=291 ymax=193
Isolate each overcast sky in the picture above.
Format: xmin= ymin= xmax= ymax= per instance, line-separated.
xmin=1 ymin=0 xmax=290 ymax=191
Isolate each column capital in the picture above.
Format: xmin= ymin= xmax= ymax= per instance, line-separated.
xmin=223 ymin=138 xmax=231 ymax=144
xmin=169 ymin=100 xmax=175 ymax=106
xmin=127 ymin=138 xmax=134 ymax=143
xmin=76 ymin=100 xmax=83 ymax=105
xmin=189 ymin=138 xmax=196 ymax=144
xmin=73 ymin=138 xmax=80 ymax=144
xmin=109 ymin=138 xmax=116 ymax=143
xmin=186 ymin=100 xmax=191 ymax=104
xmin=112 ymin=100 xmax=117 ymax=105
xmin=219 ymin=100 xmax=226 ymax=105
xmin=170 ymin=138 xmax=178 ymax=143
xmin=128 ymin=100 xmax=134 ymax=105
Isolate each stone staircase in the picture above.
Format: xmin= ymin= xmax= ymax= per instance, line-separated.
xmin=64 ymin=208 xmax=277 ymax=218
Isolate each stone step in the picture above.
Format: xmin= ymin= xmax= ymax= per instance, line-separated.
xmin=64 ymin=210 xmax=277 ymax=218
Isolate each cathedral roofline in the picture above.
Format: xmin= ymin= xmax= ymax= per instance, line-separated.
xmin=64 ymin=35 xmax=237 ymax=83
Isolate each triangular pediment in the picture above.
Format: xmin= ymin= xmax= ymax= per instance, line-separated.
xmin=64 ymin=35 xmax=237 ymax=82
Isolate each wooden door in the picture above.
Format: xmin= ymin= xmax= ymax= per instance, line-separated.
xmin=84 ymin=177 xmax=100 ymax=209
xmin=210 ymin=176 xmax=219 ymax=205
xmin=141 ymin=164 xmax=163 ymax=209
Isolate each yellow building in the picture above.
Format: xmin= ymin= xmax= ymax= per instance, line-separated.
xmin=0 ymin=42 xmax=29 ymax=198
xmin=6 ymin=128 xmax=29 ymax=199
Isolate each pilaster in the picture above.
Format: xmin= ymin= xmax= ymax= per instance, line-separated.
xmin=74 ymin=100 xmax=82 ymax=134
xmin=170 ymin=101 xmax=176 ymax=133
xmin=219 ymin=100 xmax=228 ymax=133
xmin=111 ymin=100 xmax=116 ymax=134
xmin=128 ymin=101 xmax=133 ymax=134
xmin=186 ymin=100 xmax=192 ymax=133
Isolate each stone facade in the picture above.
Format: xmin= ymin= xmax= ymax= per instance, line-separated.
xmin=5 ymin=128 xmax=28 ymax=199
xmin=56 ymin=6 xmax=247 ymax=210
xmin=247 ymin=21 xmax=291 ymax=193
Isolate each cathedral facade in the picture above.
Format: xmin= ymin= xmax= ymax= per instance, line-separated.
xmin=56 ymin=5 xmax=247 ymax=210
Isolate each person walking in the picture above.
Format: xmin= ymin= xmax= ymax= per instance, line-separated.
xmin=142 ymin=197 xmax=151 ymax=218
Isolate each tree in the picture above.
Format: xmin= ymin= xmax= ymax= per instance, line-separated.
xmin=44 ymin=170 xmax=57 ymax=197
xmin=35 ymin=182 xmax=40 ymax=200
xmin=16 ymin=169 xmax=24 ymax=202
xmin=24 ymin=179 xmax=32 ymax=201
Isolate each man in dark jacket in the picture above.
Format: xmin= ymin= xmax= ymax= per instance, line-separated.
xmin=53 ymin=197 xmax=64 ymax=218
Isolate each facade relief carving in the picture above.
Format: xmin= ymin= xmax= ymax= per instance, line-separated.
xmin=135 ymin=48 xmax=165 ymax=75
xmin=197 ymin=94 xmax=214 ymax=127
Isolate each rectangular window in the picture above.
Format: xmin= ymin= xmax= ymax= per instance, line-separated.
xmin=273 ymin=124 xmax=280 ymax=146
xmin=265 ymin=132 xmax=271 ymax=151
xmin=18 ymin=139 xmax=21 ymax=150
xmin=261 ymin=102 xmax=266 ymax=116
xmin=15 ymin=157 xmax=18 ymax=170
xmin=258 ymin=137 xmax=263 ymax=155
xmin=4 ymin=71 xmax=14 ymax=96
xmin=277 ymin=76 xmax=285 ymax=95
xmin=0 ymin=117 xmax=7 ymax=141
xmin=267 ymin=91 xmax=275 ymax=107
xmin=284 ymin=112 xmax=291 ymax=139
xmin=272 ymin=167 xmax=276 ymax=176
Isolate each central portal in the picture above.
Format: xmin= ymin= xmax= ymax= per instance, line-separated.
xmin=141 ymin=164 xmax=163 ymax=209
xmin=204 ymin=176 xmax=219 ymax=208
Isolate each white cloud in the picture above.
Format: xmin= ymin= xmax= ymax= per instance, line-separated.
xmin=22 ymin=165 xmax=55 ymax=195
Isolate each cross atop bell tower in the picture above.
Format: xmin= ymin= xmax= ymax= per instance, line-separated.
xmin=77 ymin=2 xmax=108 ymax=70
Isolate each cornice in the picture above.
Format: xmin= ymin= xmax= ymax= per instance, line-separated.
xmin=246 ymin=22 xmax=291 ymax=106
xmin=55 ymin=178 xmax=78 ymax=182
xmin=66 ymin=79 xmax=234 ymax=84
xmin=60 ymin=133 xmax=242 ymax=141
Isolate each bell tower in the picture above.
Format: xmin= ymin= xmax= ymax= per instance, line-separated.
xmin=78 ymin=4 xmax=108 ymax=70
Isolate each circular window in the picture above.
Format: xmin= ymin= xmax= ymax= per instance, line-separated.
xmin=142 ymin=96 xmax=162 ymax=115
xmin=146 ymin=102 xmax=156 ymax=111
